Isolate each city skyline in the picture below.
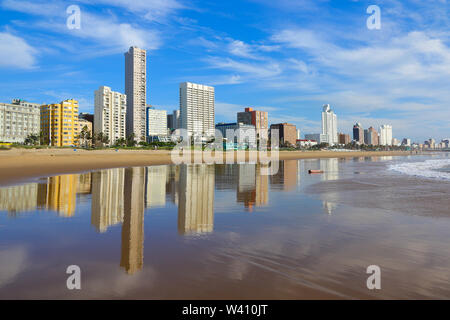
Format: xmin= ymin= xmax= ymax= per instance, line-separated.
xmin=0 ymin=1 xmax=449 ymax=142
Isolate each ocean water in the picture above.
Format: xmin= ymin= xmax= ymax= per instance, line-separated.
xmin=389 ymin=158 xmax=450 ymax=180
xmin=1 ymin=154 xmax=450 ymax=299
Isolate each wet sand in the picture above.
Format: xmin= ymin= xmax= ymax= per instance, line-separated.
xmin=0 ymin=148 xmax=411 ymax=186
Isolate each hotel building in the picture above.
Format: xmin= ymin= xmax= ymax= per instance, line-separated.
xmin=321 ymin=104 xmax=338 ymax=145
xmin=180 ymin=82 xmax=215 ymax=139
xmin=40 ymin=99 xmax=79 ymax=147
xmin=94 ymin=86 xmax=127 ymax=145
xmin=379 ymin=124 xmax=393 ymax=146
xmin=0 ymin=99 xmax=40 ymax=143
xmin=125 ymin=46 xmax=147 ymax=142
xmin=146 ymin=106 xmax=167 ymax=139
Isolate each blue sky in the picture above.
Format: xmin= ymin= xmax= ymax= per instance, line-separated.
xmin=0 ymin=0 xmax=449 ymax=142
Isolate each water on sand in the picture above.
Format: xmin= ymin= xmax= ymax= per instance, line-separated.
xmin=1 ymin=154 xmax=450 ymax=299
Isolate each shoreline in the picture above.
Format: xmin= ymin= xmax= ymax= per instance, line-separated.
xmin=0 ymin=148 xmax=415 ymax=186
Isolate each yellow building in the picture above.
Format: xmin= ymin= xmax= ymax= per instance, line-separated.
xmin=41 ymin=99 xmax=79 ymax=147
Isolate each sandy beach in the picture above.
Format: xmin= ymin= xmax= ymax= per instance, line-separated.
xmin=0 ymin=148 xmax=413 ymax=185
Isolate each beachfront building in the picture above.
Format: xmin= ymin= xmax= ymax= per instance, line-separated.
xmin=237 ymin=107 xmax=268 ymax=147
xmin=40 ymin=99 xmax=79 ymax=147
xmin=215 ymin=122 xmax=257 ymax=149
xmin=125 ymin=46 xmax=147 ymax=143
xmin=379 ymin=124 xmax=393 ymax=146
xmin=94 ymin=86 xmax=127 ymax=145
xmin=367 ymin=126 xmax=379 ymax=145
xmin=270 ymin=123 xmax=297 ymax=147
xmin=146 ymin=106 xmax=168 ymax=141
xmin=338 ymin=133 xmax=351 ymax=145
xmin=353 ymin=123 xmax=364 ymax=144
xmin=180 ymin=82 xmax=215 ymax=140
xmin=296 ymin=139 xmax=318 ymax=148
xmin=305 ymin=133 xmax=328 ymax=144
xmin=0 ymin=99 xmax=40 ymax=143
xmin=321 ymin=104 xmax=338 ymax=145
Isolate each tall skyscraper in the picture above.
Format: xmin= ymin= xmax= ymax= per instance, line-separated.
xmin=379 ymin=124 xmax=393 ymax=146
xmin=353 ymin=122 xmax=364 ymax=144
xmin=237 ymin=107 xmax=268 ymax=147
xmin=41 ymin=99 xmax=79 ymax=147
xmin=94 ymin=86 xmax=127 ymax=145
xmin=321 ymin=104 xmax=338 ymax=145
xmin=125 ymin=46 xmax=147 ymax=142
xmin=179 ymin=82 xmax=215 ymax=139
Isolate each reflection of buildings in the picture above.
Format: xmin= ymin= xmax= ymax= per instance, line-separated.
xmin=121 ymin=167 xmax=145 ymax=274
xmin=320 ymin=158 xmax=339 ymax=181
xmin=237 ymin=164 xmax=268 ymax=211
xmin=215 ymin=164 xmax=238 ymax=190
xmin=77 ymin=173 xmax=92 ymax=195
xmin=166 ymin=165 xmax=180 ymax=205
xmin=270 ymin=160 xmax=298 ymax=191
xmin=37 ymin=175 xmax=78 ymax=217
xmin=323 ymin=201 xmax=338 ymax=215
xmin=0 ymin=183 xmax=38 ymax=215
xmin=91 ymin=168 xmax=125 ymax=233
xmin=145 ymin=166 xmax=167 ymax=208
xmin=178 ymin=164 xmax=215 ymax=235
xmin=319 ymin=158 xmax=340 ymax=214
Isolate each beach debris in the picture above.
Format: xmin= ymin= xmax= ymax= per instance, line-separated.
xmin=308 ymin=169 xmax=324 ymax=174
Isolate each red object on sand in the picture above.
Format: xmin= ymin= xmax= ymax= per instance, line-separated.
xmin=308 ymin=170 xmax=324 ymax=174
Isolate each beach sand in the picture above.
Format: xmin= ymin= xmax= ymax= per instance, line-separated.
xmin=0 ymin=148 xmax=412 ymax=186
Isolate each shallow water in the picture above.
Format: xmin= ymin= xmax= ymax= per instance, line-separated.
xmin=1 ymin=155 xmax=450 ymax=299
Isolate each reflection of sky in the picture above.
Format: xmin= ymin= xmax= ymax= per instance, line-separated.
xmin=1 ymin=156 xmax=450 ymax=298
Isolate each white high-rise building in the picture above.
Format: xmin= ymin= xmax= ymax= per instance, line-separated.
xmin=379 ymin=125 xmax=393 ymax=146
xmin=125 ymin=46 xmax=147 ymax=142
xmin=94 ymin=86 xmax=127 ymax=145
xmin=146 ymin=106 xmax=167 ymax=137
xmin=0 ymin=99 xmax=40 ymax=143
xmin=321 ymin=104 xmax=338 ymax=145
xmin=180 ymin=82 xmax=215 ymax=139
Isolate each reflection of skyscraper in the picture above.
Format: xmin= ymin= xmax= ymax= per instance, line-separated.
xmin=121 ymin=167 xmax=145 ymax=274
xmin=37 ymin=175 xmax=78 ymax=217
xmin=145 ymin=166 xmax=167 ymax=208
xmin=0 ymin=183 xmax=38 ymax=215
xmin=319 ymin=158 xmax=340 ymax=214
xmin=320 ymin=158 xmax=339 ymax=181
xmin=77 ymin=173 xmax=92 ymax=196
xmin=178 ymin=164 xmax=214 ymax=235
xmin=91 ymin=169 xmax=125 ymax=233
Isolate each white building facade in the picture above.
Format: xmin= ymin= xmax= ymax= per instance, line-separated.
xmin=379 ymin=124 xmax=393 ymax=146
xmin=180 ymin=82 xmax=215 ymax=139
xmin=321 ymin=104 xmax=338 ymax=145
xmin=146 ymin=107 xmax=167 ymax=137
xmin=125 ymin=46 xmax=147 ymax=142
xmin=0 ymin=99 xmax=40 ymax=143
xmin=94 ymin=86 xmax=127 ymax=145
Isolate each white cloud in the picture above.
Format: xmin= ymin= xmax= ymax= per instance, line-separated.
xmin=0 ymin=32 xmax=37 ymax=69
